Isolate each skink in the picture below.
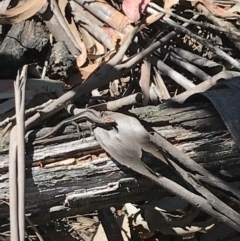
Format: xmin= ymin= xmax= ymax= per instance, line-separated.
xmin=37 ymin=109 xmax=115 ymax=140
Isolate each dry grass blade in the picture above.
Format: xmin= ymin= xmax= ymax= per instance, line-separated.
xmin=15 ymin=65 xmax=28 ymax=241
xmin=9 ymin=65 xmax=28 ymax=241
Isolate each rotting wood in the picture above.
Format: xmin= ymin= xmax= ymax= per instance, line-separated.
xmin=0 ymin=101 xmax=240 ymax=228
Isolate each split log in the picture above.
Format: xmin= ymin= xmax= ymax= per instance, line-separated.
xmin=0 ymin=101 xmax=240 ymax=228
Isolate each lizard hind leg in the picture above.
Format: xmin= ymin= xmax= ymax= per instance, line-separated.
xmin=70 ymin=121 xmax=95 ymax=140
xmin=68 ymin=121 xmax=84 ymax=140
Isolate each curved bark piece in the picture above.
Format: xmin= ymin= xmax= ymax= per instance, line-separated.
xmin=0 ymin=0 xmax=47 ymax=24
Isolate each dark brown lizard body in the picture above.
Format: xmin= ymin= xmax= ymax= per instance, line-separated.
xmin=37 ymin=109 xmax=115 ymax=140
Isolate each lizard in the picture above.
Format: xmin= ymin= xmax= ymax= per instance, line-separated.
xmin=36 ymin=109 xmax=116 ymax=140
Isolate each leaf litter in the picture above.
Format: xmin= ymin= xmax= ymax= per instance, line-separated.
xmin=1 ymin=0 xmax=240 ymax=240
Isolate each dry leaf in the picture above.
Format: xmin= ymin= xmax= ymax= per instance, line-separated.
xmin=88 ymin=38 xmax=106 ymax=56
xmin=122 ymin=0 xmax=151 ymax=22
xmin=102 ymin=27 xmax=121 ymax=47
xmin=0 ymin=0 xmax=47 ymax=24
xmin=80 ymin=27 xmax=95 ymax=51
xmin=139 ymin=60 xmax=151 ymax=106
xmin=80 ymin=63 xmax=99 ymax=80
xmin=76 ymin=54 xmax=88 ymax=68
xmin=67 ymin=63 xmax=99 ymax=86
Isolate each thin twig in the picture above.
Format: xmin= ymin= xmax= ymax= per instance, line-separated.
xmin=169 ymin=51 xmax=211 ymax=81
xmin=23 ymin=17 xmax=197 ymax=132
xmin=153 ymin=67 xmax=170 ymax=99
xmin=148 ymin=2 xmax=240 ymax=39
xmin=172 ymin=70 xmax=240 ymax=103
xmin=91 ymin=93 xmax=143 ymax=111
xmin=152 ymin=57 xmax=195 ymax=90
xmin=1 ymin=99 xmax=54 ymax=131
xmin=22 ymin=25 xmax=139 ymax=132
xmin=118 ymin=15 xmax=200 ymax=74
xmin=163 ymin=17 xmax=240 ymax=70
xmin=196 ymin=3 xmax=240 ymax=51
xmin=25 ymin=216 xmax=44 ymax=241
xmin=170 ymin=47 xmax=224 ymax=70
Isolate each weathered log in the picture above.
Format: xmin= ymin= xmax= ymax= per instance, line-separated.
xmin=0 ymin=20 xmax=48 ymax=78
xmin=0 ymin=101 xmax=240 ymax=228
